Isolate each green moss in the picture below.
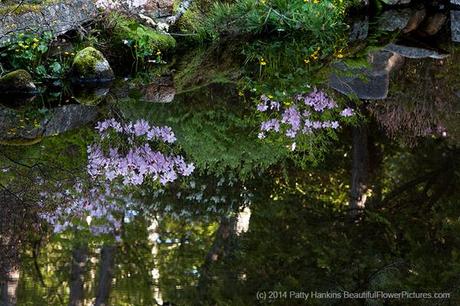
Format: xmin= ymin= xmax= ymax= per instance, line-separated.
xmin=108 ymin=13 xmax=176 ymax=57
xmin=0 ymin=0 xmax=60 ymax=15
xmin=71 ymin=47 xmax=114 ymax=81
xmin=72 ymin=47 xmax=103 ymax=76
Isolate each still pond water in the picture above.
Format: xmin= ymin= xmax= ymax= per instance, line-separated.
xmin=1 ymin=8 xmax=460 ymax=306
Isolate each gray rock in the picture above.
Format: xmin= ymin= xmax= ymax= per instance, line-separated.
xmin=102 ymin=0 xmax=174 ymax=18
xmin=452 ymin=11 xmax=460 ymax=42
xmin=71 ymin=47 xmax=115 ymax=83
xmin=378 ymin=9 xmax=412 ymax=32
xmin=383 ymin=43 xmax=449 ymax=59
xmin=451 ymin=0 xmax=460 ymax=6
xmin=329 ymin=51 xmax=404 ymax=100
xmin=0 ymin=0 xmax=97 ymax=47
xmin=145 ymin=0 xmax=174 ymax=18
xmin=381 ymin=0 xmax=411 ymax=6
xmin=349 ymin=18 xmax=369 ymax=41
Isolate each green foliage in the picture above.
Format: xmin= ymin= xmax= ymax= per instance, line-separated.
xmin=106 ymin=13 xmax=176 ymax=68
xmin=0 ymin=31 xmax=73 ymax=80
xmin=192 ymin=0 xmax=348 ymax=41
xmin=240 ymin=37 xmax=341 ymax=96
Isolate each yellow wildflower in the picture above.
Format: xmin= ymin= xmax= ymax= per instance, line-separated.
xmin=335 ymin=49 xmax=345 ymax=58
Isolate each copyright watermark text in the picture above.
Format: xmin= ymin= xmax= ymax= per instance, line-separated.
xmin=255 ymin=291 xmax=451 ymax=301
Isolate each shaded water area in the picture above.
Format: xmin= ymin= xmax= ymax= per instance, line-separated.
xmin=1 ymin=6 xmax=460 ymax=306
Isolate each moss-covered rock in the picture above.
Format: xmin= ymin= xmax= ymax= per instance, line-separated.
xmin=0 ymin=69 xmax=38 ymax=95
xmin=71 ymin=47 xmax=115 ymax=83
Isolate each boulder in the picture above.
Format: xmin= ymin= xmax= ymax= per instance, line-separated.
xmin=70 ymin=47 xmax=115 ymax=83
xmin=452 ymin=11 xmax=460 ymax=42
xmin=144 ymin=0 xmax=174 ymax=18
xmin=0 ymin=0 xmax=97 ymax=47
xmin=378 ymin=9 xmax=412 ymax=32
xmin=381 ymin=0 xmax=411 ymax=6
xmin=0 ymin=70 xmax=38 ymax=95
xmin=95 ymin=0 xmax=174 ymax=18
xmin=421 ymin=13 xmax=447 ymax=36
xmin=329 ymin=51 xmax=404 ymax=100
xmin=349 ymin=17 xmax=369 ymax=41
xmin=383 ymin=43 xmax=449 ymax=59
xmin=451 ymin=0 xmax=460 ymax=5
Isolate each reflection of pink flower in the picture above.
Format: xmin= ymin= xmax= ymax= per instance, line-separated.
xmin=257 ymin=103 xmax=268 ymax=112
xmin=133 ymin=119 xmax=150 ymax=136
xmin=270 ymin=101 xmax=280 ymax=111
xmin=341 ymin=107 xmax=354 ymax=117
xmin=257 ymin=89 xmax=356 ymax=145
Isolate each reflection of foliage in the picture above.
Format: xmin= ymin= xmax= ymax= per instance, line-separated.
xmin=118 ymin=84 xmax=288 ymax=178
xmin=0 ymin=127 xmax=93 ymax=289
xmin=241 ymin=37 xmax=341 ymax=95
xmin=190 ymin=142 xmax=460 ymax=305
xmin=173 ymin=44 xmax=243 ymax=93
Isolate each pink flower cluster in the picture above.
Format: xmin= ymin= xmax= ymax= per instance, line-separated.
xmin=95 ymin=0 xmax=147 ymax=10
xmin=256 ymin=89 xmax=355 ymax=150
xmin=88 ymin=119 xmax=194 ymax=186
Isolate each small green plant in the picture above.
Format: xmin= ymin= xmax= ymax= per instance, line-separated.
xmin=1 ymin=31 xmax=74 ymax=80
xmin=192 ymin=0 xmax=351 ymax=42
xmin=106 ymin=13 xmax=176 ymax=70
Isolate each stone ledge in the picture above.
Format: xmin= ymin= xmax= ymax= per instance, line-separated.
xmin=0 ymin=0 xmax=97 ymax=47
